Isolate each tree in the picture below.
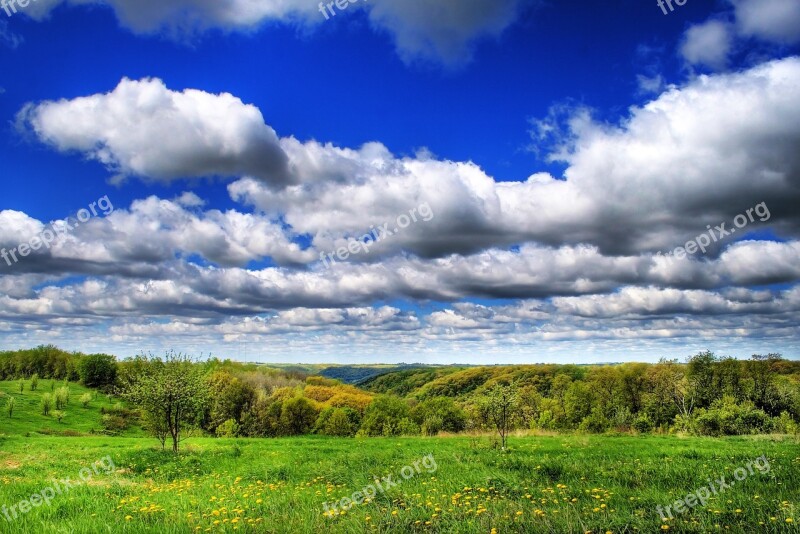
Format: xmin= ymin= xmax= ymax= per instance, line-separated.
xmin=359 ymin=395 xmax=413 ymax=437
xmin=411 ymin=397 xmax=467 ymax=435
xmin=279 ymin=396 xmax=318 ymax=436
xmin=482 ymin=383 xmax=519 ymax=449
xmin=30 ymin=374 xmax=39 ymax=391
xmin=6 ymin=396 xmax=15 ymax=418
xmin=18 ymin=380 xmax=23 ymax=393
xmin=41 ymin=393 xmax=53 ymax=415
xmin=78 ymin=354 xmax=118 ymax=389
xmin=80 ymin=393 xmax=92 ymax=407
xmin=123 ymin=352 xmax=208 ymax=452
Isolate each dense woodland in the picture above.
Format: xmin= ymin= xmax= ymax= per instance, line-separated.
xmin=1 ymin=346 xmax=799 ymax=450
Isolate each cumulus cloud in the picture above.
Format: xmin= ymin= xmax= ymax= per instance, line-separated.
xmin=680 ymin=20 xmax=733 ymax=69
xmin=732 ymin=0 xmax=800 ymax=44
xmin=19 ymin=59 xmax=800 ymax=263
xmin=18 ymin=78 xmax=292 ymax=186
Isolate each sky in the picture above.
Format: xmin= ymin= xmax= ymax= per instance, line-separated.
xmin=1 ymin=0 xmax=799 ymax=364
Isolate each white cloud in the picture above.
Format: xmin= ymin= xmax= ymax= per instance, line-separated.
xmin=18 ymin=78 xmax=291 ymax=186
xmin=680 ymin=20 xmax=733 ymax=69
xmin=732 ymin=0 xmax=800 ymax=44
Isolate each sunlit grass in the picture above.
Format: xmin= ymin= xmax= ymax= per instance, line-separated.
xmin=0 ymin=434 xmax=797 ymax=533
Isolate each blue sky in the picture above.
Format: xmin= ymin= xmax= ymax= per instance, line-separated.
xmin=1 ymin=0 xmax=799 ymax=363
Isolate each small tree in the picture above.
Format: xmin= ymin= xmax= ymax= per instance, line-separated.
xmin=30 ymin=374 xmax=39 ymax=391
xmin=18 ymin=380 xmax=24 ymax=393
xmin=123 ymin=352 xmax=208 ymax=453
xmin=53 ymin=410 xmax=66 ymax=423
xmin=6 ymin=396 xmax=15 ymax=418
xmin=80 ymin=393 xmax=92 ymax=408
xmin=55 ymin=387 xmax=70 ymax=410
xmin=41 ymin=393 xmax=53 ymax=415
xmin=482 ymin=383 xmax=519 ymax=449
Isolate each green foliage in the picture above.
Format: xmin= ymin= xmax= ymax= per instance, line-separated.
xmin=123 ymin=352 xmax=209 ymax=452
xmin=80 ymin=392 xmax=92 ymax=407
xmin=279 ymin=396 xmax=318 ymax=436
xmin=41 ymin=392 xmax=53 ymax=415
xmin=53 ymin=410 xmax=66 ymax=423
xmin=78 ymin=353 xmax=118 ymax=389
xmin=55 ymin=386 xmax=70 ymax=409
xmin=481 ymin=383 xmax=519 ymax=448
xmin=30 ymin=373 xmax=39 ymax=391
xmin=358 ymin=395 xmax=413 ymax=436
xmin=693 ymin=395 xmax=772 ymax=436
xmin=6 ymin=395 xmax=15 ymax=418
xmin=215 ymin=418 xmax=240 ymax=438
xmin=315 ymin=407 xmax=360 ymax=437
xmin=411 ymin=397 xmax=467 ymax=435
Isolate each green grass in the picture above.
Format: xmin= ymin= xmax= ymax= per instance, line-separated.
xmin=0 ymin=380 xmax=142 ymax=437
xmin=0 ymin=434 xmax=797 ymax=533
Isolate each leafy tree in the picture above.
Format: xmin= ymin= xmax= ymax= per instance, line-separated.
xmin=279 ymin=396 xmax=318 ymax=436
xmin=215 ymin=418 xmax=240 ymax=438
xmin=481 ymin=384 xmax=519 ymax=449
xmin=123 ymin=352 xmax=209 ymax=452
xmin=30 ymin=374 xmax=39 ymax=391
xmin=80 ymin=393 xmax=92 ymax=407
xmin=359 ymin=395 xmax=413 ymax=437
xmin=78 ymin=354 xmax=118 ymax=389
xmin=6 ymin=396 xmax=15 ymax=418
xmin=411 ymin=397 xmax=467 ymax=434
xmin=316 ymin=407 xmax=360 ymax=437
xmin=55 ymin=387 xmax=70 ymax=410
xmin=41 ymin=393 xmax=53 ymax=415
xmin=18 ymin=380 xmax=23 ymax=393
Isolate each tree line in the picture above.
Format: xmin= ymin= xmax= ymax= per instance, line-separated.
xmin=1 ymin=347 xmax=798 ymax=451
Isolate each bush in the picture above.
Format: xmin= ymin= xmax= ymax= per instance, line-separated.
xmin=30 ymin=374 xmax=39 ymax=391
xmin=55 ymin=387 xmax=70 ymax=410
xmin=632 ymin=414 xmax=654 ymax=433
xmin=53 ymin=410 xmax=66 ymax=422
xmin=579 ymin=407 xmax=611 ymax=433
xmin=78 ymin=354 xmax=118 ymax=389
xmin=215 ymin=418 xmax=240 ymax=438
xmin=316 ymin=407 xmax=359 ymax=437
xmin=694 ymin=396 xmax=771 ymax=436
xmin=6 ymin=396 xmax=15 ymax=418
xmin=411 ymin=397 xmax=467 ymax=434
xmin=359 ymin=395 xmax=413 ymax=437
xmin=41 ymin=393 xmax=53 ymax=415
xmin=80 ymin=393 xmax=92 ymax=408
xmin=101 ymin=414 xmax=128 ymax=434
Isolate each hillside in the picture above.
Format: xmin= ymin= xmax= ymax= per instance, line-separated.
xmin=0 ymin=380 xmax=141 ymax=437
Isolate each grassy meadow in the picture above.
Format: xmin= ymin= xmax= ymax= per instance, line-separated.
xmin=0 ymin=433 xmax=798 ymax=533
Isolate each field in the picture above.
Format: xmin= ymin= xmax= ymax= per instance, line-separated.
xmin=0 ymin=434 xmax=798 ymax=533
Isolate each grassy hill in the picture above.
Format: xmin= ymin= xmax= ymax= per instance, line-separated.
xmin=0 ymin=380 xmax=142 ymax=437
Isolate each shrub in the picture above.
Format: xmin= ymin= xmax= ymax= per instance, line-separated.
xmin=359 ymin=395 xmax=412 ymax=437
xmin=18 ymin=380 xmax=24 ymax=393
xmin=6 ymin=396 xmax=15 ymax=418
xmin=80 ymin=393 xmax=92 ymax=408
xmin=55 ymin=387 xmax=70 ymax=410
xmin=41 ymin=393 xmax=53 ymax=415
xmin=53 ymin=410 xmax=66 ymax=422
xmin=216 ymin=418 xmax=240 ymax=438
xmin=78 ymin=353 xmax=118 ymax=389
xmin=316 ymin=407 xmax=360 ymax=437
xmin=579 ymin=407 xmax=611 ymax=433
xmin=632 ymin=414 xmax=654 ymax=433
xmin=30 ymin=374 xmax=39 ymax=391
xmin=694 ymin=396 xmax=771 ymax=436
xmin=101 ymin=414 xmax=128 ymax=434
